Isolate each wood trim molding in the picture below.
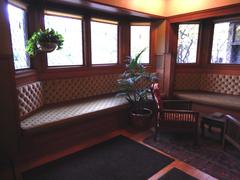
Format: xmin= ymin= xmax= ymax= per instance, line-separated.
xmin=15 ymin=70 xmax=39 ymax=86
xmin=167 ymin=3 xmax=240 ymax=23
xmin=44 ymin=0 xmax=164 ymax=20
xmin=39 ymin=65 xmax=155 ymax=80
xmin=176 ymin=66 xmax=240 ymax=75
xmin=118 ymin=21 xmax=130 ymax=64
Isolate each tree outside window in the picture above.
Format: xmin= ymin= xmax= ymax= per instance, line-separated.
xmin=177 ymin=24 xmax=199 ymax=64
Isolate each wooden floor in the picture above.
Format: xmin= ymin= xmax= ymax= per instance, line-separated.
xmin=17 ymin=128 xmax=217 ymax=180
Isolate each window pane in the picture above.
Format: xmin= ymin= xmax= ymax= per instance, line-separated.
xmin=91 ymin=20 xmax=118 ymax=64
xmin=177 ymin=24 xmax=199 ymax=63
xmin=45 ymin=15 xmax=83 ymax=66
xmin=8 ymin=4 xmax=30 ymax=70
xmin=211 ymin=22 xmax=240 ymax=64
xmin=131 ymin=25 xmax=150 ymax=64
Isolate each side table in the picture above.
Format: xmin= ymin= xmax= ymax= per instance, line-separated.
xmin=201 ymin=112 xmax=226 ymax=142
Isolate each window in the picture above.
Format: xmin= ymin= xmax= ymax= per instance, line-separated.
xmin=91 ymin=18 xmax=118 ymax=65
xmin=211 ymin=21 xmax=240 ymax=64
xmin=131 ymin=23 xmax=150 ymax=64
xmin=44 ymin=12 xmax=83 ymax=66
xmin=176 ymin=24 xmax=199 ymax=64
xmin=8 ymin=4 xmax=30 ymax=70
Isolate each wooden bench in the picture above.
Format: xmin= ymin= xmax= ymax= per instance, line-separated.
xmin=20 ymin=95 xmax=128 ymax=134
xmin=175 ymin=91 xmax=240 ymax=111
xmin=16 ymin=77 xmax=132 ymax=163
xmin=174 ymin=73 xmax=240 ymax=116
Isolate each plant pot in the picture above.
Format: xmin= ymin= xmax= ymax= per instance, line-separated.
xmin=37 ymin=42 xmax=57 ymax=53
xmin=130 ymin=108 xmax=152 ymax=130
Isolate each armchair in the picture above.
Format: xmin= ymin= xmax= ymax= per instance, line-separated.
xmin=151 ymin=83 xmax=199 ymax=144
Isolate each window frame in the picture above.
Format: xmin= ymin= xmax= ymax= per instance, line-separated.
xmin=209 ymin=17 xmax=240 ymax=66
xmin=8 ymin=1 xmax=31 ymax=71
xmin=13 ymin=2 xmax=157 ymax=85
xmin=176 ymin=22 xmax=201 ymax=66
xmin=44 ymin=10 xmax=85 ymax=68
xmin=130 ymin=22 xmax=151 ymax=65
xmin=90 ymin=17 xmax=119 ymax=66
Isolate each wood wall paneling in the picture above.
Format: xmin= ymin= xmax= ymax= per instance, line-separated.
xmin=118 ymin=21 xmax=130 ymax=64
xmin=167 ymin=3 xmax=240 ymax=23
xmin=15 ymin=70 xmax=38 ymax=87
xmin=0 ymin=1 xmax=21 ymax=179
xmin=82 ymin=15 xmax=91 ymax=67
xmin=44 ymin=0 xmax=164 ymax=20
xmin=28 ymin=2 xmax=47 ymax=72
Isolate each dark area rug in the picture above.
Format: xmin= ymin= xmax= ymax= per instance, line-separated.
xmin=144 ymin=131 xmax=240 ymax=180
xmin=159 ymin=168 xmax=197 ymax=180
xmin=23 ymin=135 xmax=173 ymax=180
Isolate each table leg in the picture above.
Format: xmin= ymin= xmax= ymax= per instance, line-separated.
xmin=201 ymin=121 xmax=205 ymax=137
xmin=208 ymin=125 xmax=212 ymax=132
xmin=220 ymin=127 xmax=224 ymax=143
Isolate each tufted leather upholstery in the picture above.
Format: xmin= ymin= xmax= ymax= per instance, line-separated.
xmin=175 ymin=73 xmax=240 ymax=96
xmin=43 ymin=74 xmax=119 ymax=104
xmin=17 ymin=81 xmax=44 ymax=118
xmin=21 ymin=95 xmax=128 ymax=130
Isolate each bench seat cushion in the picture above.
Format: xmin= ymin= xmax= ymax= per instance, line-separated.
xmin=21 ymin=95 xmax=128 ymax=131
xmin=175 ymin=91 xmax=240 ymax=111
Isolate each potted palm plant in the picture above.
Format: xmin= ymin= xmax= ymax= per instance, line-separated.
xmin=117 ymin=48 xmax=158 ymax=129
xmin=26 ymin=28 xmax=64 ymax=56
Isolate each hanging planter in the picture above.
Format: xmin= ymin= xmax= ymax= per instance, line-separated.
xmin=37 ymin=42 xmax=57 ymax=53
xmin=26 ymin=28 xmax=64 ymax=56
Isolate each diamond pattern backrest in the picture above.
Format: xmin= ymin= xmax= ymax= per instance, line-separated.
xmin=175 ymin=72 xmax=240 ymax=96
xmin=17 ymin=74 xmax=151 ymax=119
xmin=200 ymin=74 xmax=240 ymax=95
xmin=174 ymin=73 xmax=201 ymax=91
xmin=17 ymin=81 xmax=44 ymax=119
xmin=43 ymin=74 xmax=119 ymax=104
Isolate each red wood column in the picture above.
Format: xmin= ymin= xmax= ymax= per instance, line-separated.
xmin=0 ymin=0 xmax=21 ymax=179
xmin=28 ymin=2 xmax=46 ymax=72
xmin=118 ymin=21 xmax=130 ymax=65
xmin=163 ymin=20 xmax=178 ymax=97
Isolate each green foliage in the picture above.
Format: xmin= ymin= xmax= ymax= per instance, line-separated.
xmin=117 ymin=48 xmax=158 ymax=112
xmin=26 ymin=28 xmax=64 ymax=56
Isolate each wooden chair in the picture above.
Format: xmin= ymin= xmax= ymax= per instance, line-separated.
xmin=150 ymin=83 xmax=199 ymax=144
xmin=223 ymin=115 xmax=240 ymax=151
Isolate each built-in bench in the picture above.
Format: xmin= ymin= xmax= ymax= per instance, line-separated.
xmin=21 ymin=95 xmax=128 ymax=134
xmin=16 ymin=74 xmax=136 ymax=157
xmin=175 ymin=91 xmax=240 ymax=111
xmin=174 ymin=73 xmax=240 ymax=115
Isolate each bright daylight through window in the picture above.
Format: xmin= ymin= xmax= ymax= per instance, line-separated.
xmin=91 ymin=19 xmax=118 ymax=64
xmin=211 ymin=21 xmax=240 ymax=64
xmin=176 ymin=24 xmax=199 ymax=64
xmin=8 ymin=4 xmax=30 ymax=70
xmin=45 ymin=13 xmax=83 ymax=66
xmin=131 ymin=24 xmax=150 ymax=64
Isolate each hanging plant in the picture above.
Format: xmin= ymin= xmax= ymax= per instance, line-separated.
xmin=26 ymin=28 xmax=64 ymax=56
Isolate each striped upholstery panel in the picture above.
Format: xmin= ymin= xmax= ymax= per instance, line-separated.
xmin=17 ymin=81 xmax=44 ymax=118
xmin=21 ymin=95 xmax=128 ymax=130
xmin=43 ymin=74 xmax=119 ymax=104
